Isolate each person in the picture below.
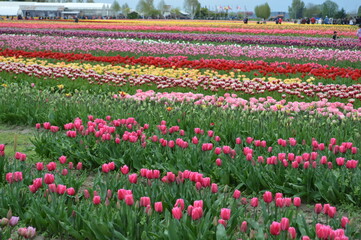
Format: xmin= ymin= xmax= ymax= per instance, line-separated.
xmin=332 ymin=31 xmax=338 ymax=40
xmin=357 ymin=25 xmax=361 ymax=43
xmin=243 ymin=17 xmax=248 ymax=24
xmin=75 ymin=16 xmax=79 ymax=23
xmin=278 ymin=17 xmax=282 ymax=24
xmin=311 ymin=17 xmax=315 ymax=24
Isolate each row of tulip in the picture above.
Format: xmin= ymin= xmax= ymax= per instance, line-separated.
xmin=1 ymin=28 xmax=360 ymax=50
xmin=0 ymin=147 xmax=358 ymax=239
xmin=1 ymin=49 xmax=360 ymax=81
xmin=2 ymin=61 xmax=361 ymax=103
xmin=3 ymin=19 xmax=357 ymax=31
xmin=29 ymin=114 xmax=361 ymax=205
xmin=1 ymin=34 xmax=360 ymax=63
xmin=0 ymin=55 xmax=319 ymax=84
xmin=0 ymin=21 xmax=358 ymax=37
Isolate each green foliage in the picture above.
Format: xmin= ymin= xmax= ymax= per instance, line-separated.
xmin=254 ymin=3 xmax=271 ymax=20
xmin=111 ymin=0 xmax=121 ymax=14
xmin=183 ymin=0 xmax=200 ymax=19
xmin=304 ymin=3 xmax=322 ymax=18
xmin=288 ymin=0 xmax=305 ymax=19
xmin=136 ymin=0 xmax=156 ymax=18
xmin=321 ymin=0 xmax=339 ymax=18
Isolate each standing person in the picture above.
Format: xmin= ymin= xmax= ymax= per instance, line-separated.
xmin=357 ymin=25 xmax=361 ymax=43
xmin=278 ymin=17 xmax=282 ymax=24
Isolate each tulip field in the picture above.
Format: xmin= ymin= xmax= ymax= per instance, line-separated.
xmin=0 ymin=19 xmax=361 ymax=239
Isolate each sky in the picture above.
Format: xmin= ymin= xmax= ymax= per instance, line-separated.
xmin=95 ymin=0 xmax=360 ymax=13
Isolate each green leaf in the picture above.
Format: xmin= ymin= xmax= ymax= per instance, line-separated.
xmin=216 ymin=224 xmax=227 ymax=240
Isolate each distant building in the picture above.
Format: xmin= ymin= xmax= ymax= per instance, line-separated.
xmin=0 ymin=2 xmax=111 ymax=18
xmin=269 ymin=11 xmax=290 ymax=20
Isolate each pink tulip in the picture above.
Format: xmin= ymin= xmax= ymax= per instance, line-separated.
xmin=128 ymin=173 xmax=138 ymax=183
xmin=93 ymin=195 xmax=101 ymax=205
xmin=66 ymin=187 xmax=76 ymax=196
xmin=314 ymin=203 xmax=323 ymax=214
xmin=280 ymin=218 xmax=290 ymax=231
xmin=140 ymin=197 xmax=151 ymax=207
xmin=270 ymin=222 xmax=281 ymax=236
xmin=293 ymin=197 xmax=301 ymax=207
xmin=263 ymin=191 xmax=273 ymax=203
xmin=220 ymin=208 xmax=231 ymax=220
xmin=120 ymin=165 xmax=129 ymax=174
xmin=341 ymin=217 xmax=349 ymax=229
xmin=191 ymin=207 xmax=203 ymax=220
xmin=233 ymin=190 xmax=241 ymax=199
xmin=215 ymin=158 xmax=222 ymax=166
xmin=250 ymin=197 xmax=258 ymax=207
xmin=288 ymin=227 xmax=297 ymax=239
xmin=35 ymin=162 xmax=44 ymax=171
xmin=57 ymin=184 xmax=67 ymax=195
xmin=44 ymin=173 xmax=55 ymax=184
xmin=154 ymin=202 xmax=163 ymax=213
xmin=211 ymin=183 xmax=218 ymax=193
xmin=172 ymin=207 xmax=182 ymax=219
xmin=125 ymin=194 xmax=134 ymax=205
xmin=102 ymin=164 xmax=110 ymax=173
xmin=240 ymin=221 xmax=247 ymax=233
xmin=76 ymin=162 xmax=83 ymax=170
xmin=174 ymin=199 xmax=185 ymax=210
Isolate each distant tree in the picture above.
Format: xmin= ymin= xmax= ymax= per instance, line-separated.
xmin=321 ymin=0 xmax=338 ymax=18
xmin=335 ymin=8 xmax=346 ymax=19
xmin=254 ymin=3 xmax=271 ymax=20
xmin=170 ymin=7 xmax=181 ymax=19
xmin=304 ymin=3 xmax=322 ymax=18
xmin=196 ymin=7 xmax=211 ymax=19
xmin=87 ymin=0 xmax=94 ymax=3
xmin=357 ymin=5 xmax=361 ymax=16
xmin=288 ymin=0 xmax=305 ymax=19
xmin=111 ymin=0 xmax=121 ymax=15
xmin=184 ymin=0 xmax=200 ymax=19
xmin=128 ymin=11 xmax=140 ymax=19
xmin=136 ymin=0 xmax=156 ymax=18
xmin=121 ymin=3 xmax=131 ymax=18
xmin=157 ymin=0 xmax=166 ymax=17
